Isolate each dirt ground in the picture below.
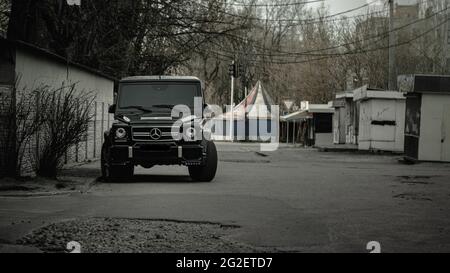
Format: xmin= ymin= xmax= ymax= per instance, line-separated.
xmin=18 ymin=218 xmax=265 ymax=253
xmin=0 ymin=164 xmax=98 ymax=196
xmin=0 ymin=177 xmax=85 ymax=195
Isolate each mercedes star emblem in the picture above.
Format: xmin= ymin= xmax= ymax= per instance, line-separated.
xmin=150 ymin=128 xmax=162 ymax=140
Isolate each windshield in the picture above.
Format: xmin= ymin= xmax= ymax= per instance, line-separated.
xmin=118 ymin=83 xmax=201 ymax=110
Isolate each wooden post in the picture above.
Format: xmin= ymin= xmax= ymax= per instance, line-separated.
xmin=293 ymin=121 xmax=296 ymax=145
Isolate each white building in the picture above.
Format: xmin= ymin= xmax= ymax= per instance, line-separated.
xmin=333 ymin=91 xmax=357 ymax=145
xmin=281 ymin=102 xmax=335 ymax=147
xmin=400 ymin=74 xmax=450 ymax=162
xmin=354 ymin=86 xmax=406 ymax=153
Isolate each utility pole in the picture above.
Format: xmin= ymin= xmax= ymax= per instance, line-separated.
xmin=230 ymin=61 xmax=235 ymax=142
xmin=388 ymin=0 xmax=396 ymax=90
xmin=445 ymin=1 xmax=450 ymax=72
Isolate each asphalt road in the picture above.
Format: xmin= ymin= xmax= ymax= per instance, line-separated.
xmin=1 ymin=143 xmax=450 ymax=253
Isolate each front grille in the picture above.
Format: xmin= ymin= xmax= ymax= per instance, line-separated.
xmin=132 ymin=126 xmax=180 ymax=142
xmin=139 ymin=144 xmax=173 ymax=151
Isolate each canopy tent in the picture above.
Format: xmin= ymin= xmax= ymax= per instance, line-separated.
xmin=281 ymin=103 xmax=335 ymax=121
xmin=212 ymin=81 xmax=278 ymax=141
xmin=219 ymin=81 xmax=276 ymax=120
xmin=281 ymin=110 xmax=312 ymax=121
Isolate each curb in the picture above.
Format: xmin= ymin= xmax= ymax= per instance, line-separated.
xmin=82 ymin=177 xmax=100 ymax=193
xmin=0 ymin=177 xmax=99 ymax=198
xmin=318 ymin=147 xmax=404 ymax=156
xmin=318 ymin=147 xmax=359 ymax=153
xmin=0 ymin=190 xmax=80 ymax=198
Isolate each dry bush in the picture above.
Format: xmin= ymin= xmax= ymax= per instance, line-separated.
xmin=34 ymin=83 xmax=95 ymax=178
xmin=0 ymin=84 xmax=46 ymax=178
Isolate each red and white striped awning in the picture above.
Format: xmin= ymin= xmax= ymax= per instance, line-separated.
xmin=219 ymin=81 xmax=276 ymax=120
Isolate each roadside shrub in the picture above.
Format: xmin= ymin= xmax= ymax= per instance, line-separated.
xmin=0 ymin=84 xmax=46 ymax=178
xmin=34 ymin=83 xmax=95 ymax=178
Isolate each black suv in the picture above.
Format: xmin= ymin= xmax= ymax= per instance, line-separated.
xmin=101 ymin=76 xmax=218 ymax=182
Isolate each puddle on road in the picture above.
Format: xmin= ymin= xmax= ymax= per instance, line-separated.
xmin=396 ymin=175 xmax=437 ymax=186
xmin=220 ymin=159 xmax=271 ymax=164
xmin=393 ymin=193 xmax=433 ymax=202
xmin=391 ymin=175 xmax=438 ymax=202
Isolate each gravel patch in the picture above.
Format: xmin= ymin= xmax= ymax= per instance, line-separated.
xmin=18 ymin=218 xmax=261 ymax=253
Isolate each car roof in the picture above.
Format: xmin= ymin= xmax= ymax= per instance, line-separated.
xmin=120 ymin=76 xmax=202 ymax=83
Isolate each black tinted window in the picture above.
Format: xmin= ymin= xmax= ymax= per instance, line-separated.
xmin=118 ymin=83 xmax=200 ymax=109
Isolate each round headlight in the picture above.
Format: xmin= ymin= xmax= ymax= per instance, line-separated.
xmin=115 ymin=128 xmax=127 ymax=139
xmin=184 ymin=127 xmax=196 ymax=140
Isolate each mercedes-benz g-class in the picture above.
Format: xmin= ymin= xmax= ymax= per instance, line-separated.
xmin=101 ymin=76 xmax=217 ymax=182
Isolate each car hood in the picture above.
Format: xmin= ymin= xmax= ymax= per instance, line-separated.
xmin=116 ymin=112 xmax=201 ymax=127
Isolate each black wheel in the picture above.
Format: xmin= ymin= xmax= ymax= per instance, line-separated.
xmin=101 ymin=143 xmax=111 ymax=181
xmin=101 ymin=143 xmax=134 ymax=182
xmin=189 ymin=141 xmax=218 ymax=182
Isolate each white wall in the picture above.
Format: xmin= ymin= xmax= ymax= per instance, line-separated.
xmin=358 ymin=98 xmax=405 ymax=152
xmin=358 ymin=99 xmax=373 ymax=148
xmin=15 ymin=50 xmax=113 ymax=101
xmin=333 ymin=108 xmax=341 ymax=144
xmin=14 ymin=49 xmax=114 ymax=174
xmin=394 ymin=99 xmax=406 ymax=152
xmin=419 ymin=94 xmax=450 ymax=161
xmin=316 ymin=133 xmax=334 ymax=147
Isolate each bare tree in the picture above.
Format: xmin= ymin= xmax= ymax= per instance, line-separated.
xmin=6 ymin=0 xmax=250 ymax=78
xmin=0 ymin=0 xmax=9 ymax=37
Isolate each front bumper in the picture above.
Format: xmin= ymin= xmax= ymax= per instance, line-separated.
xmin=109 ymin=142 xmax=206 ymax=167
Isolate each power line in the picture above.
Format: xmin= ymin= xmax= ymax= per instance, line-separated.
xmin=211 ymin=16 xmax=449 ymax=65
xmin=215 ymin=3 xmax=448 ymax=58
xmin=187 ymin=0 xmax=382 ymax=23
xmin=227 ymin=0 xmax=325 ymax=8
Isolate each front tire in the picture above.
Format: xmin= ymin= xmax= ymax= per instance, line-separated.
xmin=101 ymin=143 xmax=134 ymax=182
xmin=189 ymin=141 xmax=218 ymax=182
xmin=101 ymin=143 xmax=111 ymax=181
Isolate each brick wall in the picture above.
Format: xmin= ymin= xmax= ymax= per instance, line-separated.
xmin=0 ymin=85 xmax=13 ymax=176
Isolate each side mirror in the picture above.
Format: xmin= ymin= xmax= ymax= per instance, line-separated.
xmin=109 ymin=104 xmax=116 ymax=114
xmin=204 ymin=112 xmax=215 ymax=119
xmin=203 ymin=104 xmax=216 ymax=119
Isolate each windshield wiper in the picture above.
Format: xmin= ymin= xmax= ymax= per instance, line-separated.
xmin=121 ymin=106 xmax=153 ymax=113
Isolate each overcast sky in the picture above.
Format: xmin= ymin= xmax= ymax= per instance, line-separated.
xmin=309 ymin=0 xmax=420 ymax=15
